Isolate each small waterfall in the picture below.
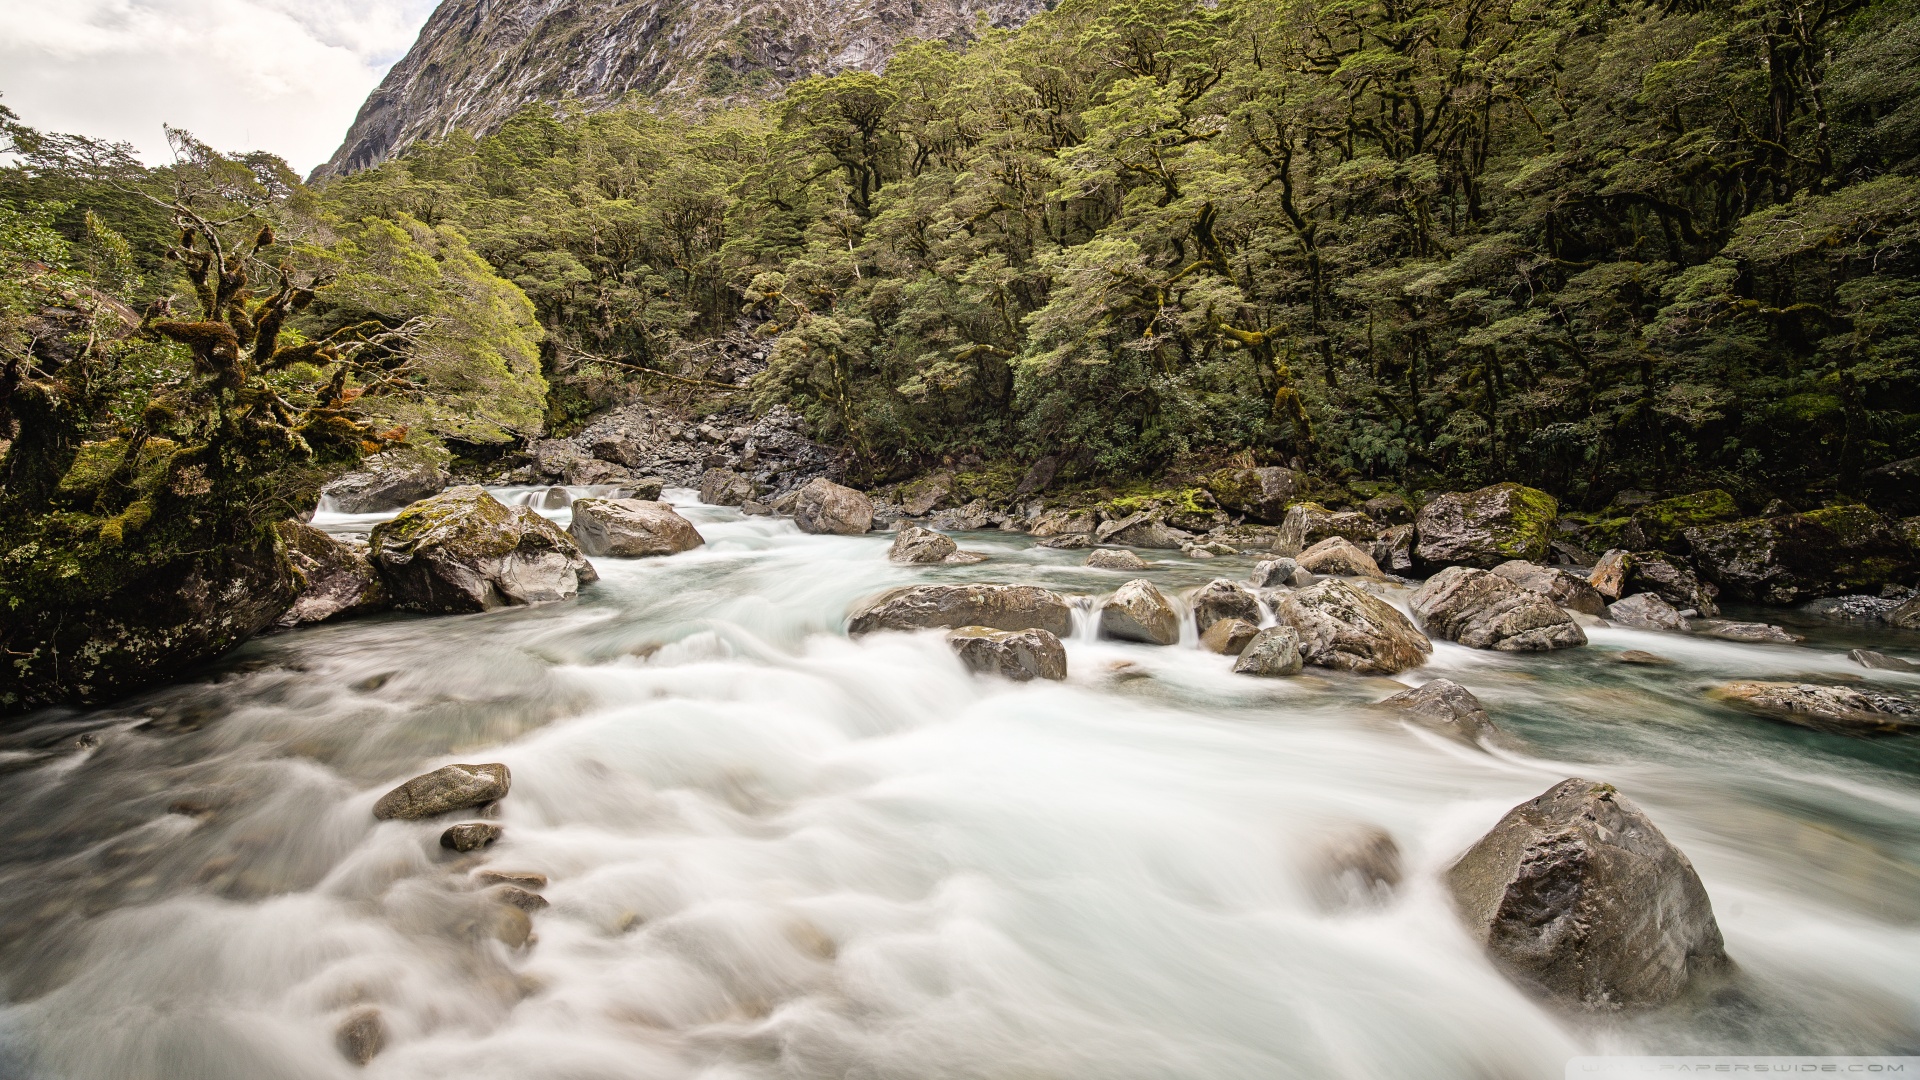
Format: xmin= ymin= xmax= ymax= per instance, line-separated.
xmin=1069 ymin=595 xmax=1101 ymax=642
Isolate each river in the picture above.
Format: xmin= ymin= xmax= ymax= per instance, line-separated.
xmin=0 ymin=487 xmax=1916 ymax=1079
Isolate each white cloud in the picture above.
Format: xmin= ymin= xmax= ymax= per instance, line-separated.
xmin=0 ymin=0 xmax=438 ymax=174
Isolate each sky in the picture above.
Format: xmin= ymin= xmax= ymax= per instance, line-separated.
xmin=0 ymin=0 xmax=440 ymax=175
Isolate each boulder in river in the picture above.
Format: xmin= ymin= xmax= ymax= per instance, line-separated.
xmin=890 ymin=525 xmax=958 ymax=564
xmin=1233 ymin=625 xmax=1304 ymax=676
xmin=698 ymin=467 xmax=757 ymax=506
xmin=1274 ymin=579 xmax=1433 ymax=674
xmin=1029 ymin=508 xmax=1097 ymax=538
xmin=1086 ymin=548 xmax=1150 ymax=571
xmin=1489 ymin=560 xmax=1607 ymax=616
xmin=1410 ymin=567 xmax=1587 ymax=651
xmin=946 ymin=626 xmax=1068 ymax=681
xmin=373 ymin=762 xmax=511 ymax=820
xmin=1200 ymin=618 xmax=1259 ymax=655
xmin=1849 ymin=649 xmax=1918 ymax=672
xmin=614 ymin=476 xmax=666 ymax=501
xmin=369 ymin=486 xmax=598 ymax=613
xmin=1711 ymin=681 xmax=1920 ymax=736
xmin=1307 ymin=824 xmax=1403 ymax=911
xmin=849 ymin=584 xmax=1075 ymax=636
xmin=1370 ymin=523 xmax=1416 ymax=574
xmin=568 ymin=499 xmax=704 ymax=558
xmin=1415 ymin=483 xmax=1558 ymax=569
xmin=440 ymin=821 xmax=502 ymax=852
xmin=1297 ymin=536 xmax=1383 ymax=577
xmin=1623 ymin=550 xmax=1719 ymax=616
xmin=1204 ymin=466 xmax=1302 ymax=524
xmin=1376 ymin=679 xmax=1500 ymax=744
xmin=336 ymin=1007 xmax=388 ymax=1066
xmin=1616 ymin=650 xmax=1673 ymax=665
xmin=1100 ymin=579 xmax=1182 ymax=645
xmin=1446 ymin=778 xmax=1729 ymax=1011
xmin=1095 ymin=512 xmax=1190 ymax=549
xmin=1607 ymin=592 xmax=1689 ymax=632
xmin=273 ymin=522 xmax=390 ymax=628
xmin=320 ymin=450 xmax=447 ymax=513
xmin=1189 ymin=579 xmax=1261 ymax=634
xmin=1693 ymin=620 xmax=1801 ymax=644
xmin=1251 ymin=557 xmax=1305 ymax=588
xmin=793 ymin=478 xmax=874 ymax=535
xmin=1588 ymin=549 xmax=1632 ymax=600
xmin=1685 ymin=505 xmax=1919 ymax=604
xmin=1275 ymin=502 xmax=1379 ymax=557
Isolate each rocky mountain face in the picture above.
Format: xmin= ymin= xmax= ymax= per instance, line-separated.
xmin=317 ymin=0 xmax=1048 ymax=178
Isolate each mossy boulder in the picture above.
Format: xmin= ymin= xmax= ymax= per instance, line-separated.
xmin=369 ymin=486 xmax=598 ymax=613
xmin=1203 ymin=467 xmax=1302 ymax=524
xmin=1414 ymin=483 xmax=1558 ymax=569
xmin=1275 ymin=502 xmax=1380 ymax=556
xmin=1581 ymin=490 xmax=1740 ymax=555
xmin=1685 ymin=505 xmax=1919 ymax=604
xmin=274 ymin=522 xmax=390 ymax=627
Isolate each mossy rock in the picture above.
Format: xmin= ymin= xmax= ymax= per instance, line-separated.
xmin=1414 ymin=483 xmax=1558 ymax=569
xmin=54 ymin=437 xmax=179 ymax=503
xmin=1686 ymin=504 xmax=1919 ymax=603
xmin=1583 ymin=489 xmax=1740 ymax=554
xmin=370 ymin=485 xmax=597 ymax=612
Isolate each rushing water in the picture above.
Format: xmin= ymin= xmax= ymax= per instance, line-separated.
xmin=1 ymin=488 xmax=1917 ymax=1079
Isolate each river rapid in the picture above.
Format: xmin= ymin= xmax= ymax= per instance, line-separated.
xmin=1 ymin=487 xmax=1917 ymax=1079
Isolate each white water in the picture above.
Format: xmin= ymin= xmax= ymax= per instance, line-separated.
xmin=1 ymin=488 xmax=1917 ymax=1079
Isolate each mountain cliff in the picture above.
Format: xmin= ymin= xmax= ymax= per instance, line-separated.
xmin=316 ymin=0 xmax=1048 ymax=178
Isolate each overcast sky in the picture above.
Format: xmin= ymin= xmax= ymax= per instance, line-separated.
xmin=0 ymin=0 xmax=439 ymax=174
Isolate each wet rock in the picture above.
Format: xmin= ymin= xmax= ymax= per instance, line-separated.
xmin=336 ymin=1006 xmax=387 ymax=1066
xmin=1607 ymin=592 xmax=1689 ymax=632
xmin=1297 ymin=536 xmax=1383 ymax=577
xmin=1086 ymin=548 xmax=1150 ymax=571
xmin=1798 ymin=594 xmax=1902 ymax=622
xmin=530 ymin=438 xmax=585 ymax=478
xmin=614 ymin=477 xmax=666 ymax=501
xmin=929 ymin=498 xmax=992 ymax=531
xmin=1415 ymin=483 xmax=1558 ymax=569
xmin=1204 ymin=466 xmax=1303 ymax=523
xmin=740 ymin=499 xmax=771 ymax=516
xmin=1275 ymin=502 xmax=1379 ymax=556
xmin=1363 ymin=494 xmax=1414 ymax=525
xmin=273 ymin=522 xmax=390 ymax=628
xmin=849 ymin=584 xmax=1075 ymax=636
xmin=476 ymin=869 xmax=548 ymax=888
xmin=943 ymin=550 xmax=989 ymax=565
xmin=1490 ymin=560 xmax=1607 ymax=616
xmin=1446 ymin=778 xmax=1729 ymax=1011
xmin=1274 ymin=579 xmax=1433 ymax=674
xmin=533 ymin=485 xmax=572 ymax=510
xmin=889 ymin=525 xmax=958 ymax=564
xmin=1694 ymin=620 xmax=1802 ymax=644
xmin=373 ymin=763 xmax=511 ymax=820
xmin=492 ymin=904 xmax=533 ymax=948
xmin=1250 ymin=557 xmax=1303 ymax=588
xmin=1410 ymin=567 xmax=1587 ymax=651
xmin=1307 ymin=824 xmax=1403 ymax=910
xmin=1233 ymin=626 xmax=1304 ymax=676
xmin=900 ymin=472 xmax=954 ymax=515
xmin=492 ymin=885 xmax=550 ymax=911
xmin=793 ymin=478 xmax=874 ymax=535
xmin=1616 ymin=650 xmax=1674 ymax=665
xmin=1371 ymin=523 xmax=1416 ymax=574
xmin=1095 ymin=512 xmax=1190 ymax=549
xmin=1891 ymin=594 xmax=1920 ymax=630
xmin=320 ymin=450 xmax=448 ymax=513
xmin=1588 ymin=549 xmax=1632 ymax=600
xmin=1100 ymin=579 xmax=1182 ymax=645
xmin=1686 ymin=505 xmax=1919 ymax=604
xmin=1711 ymin=682 xmax=1920 ymax=736
xmin=1200 ymin=618 xmax=1260 ymax=655
xmin=946 ymin=626 xmax=1068 ymax=681
xmin=568 ymin=499 xmax=704 ymax=558
xmin=1624 ymin=551 xmax=1720 ymax=617
xmin=564 ymin=458 xmax=631 ymax=486
xmin=1376 ymin=678 xmax=1499 ymax=743
xmin=1189 ymin=579 xmax=1261 ymax=634
xmin=1180 ymin=543 xmax=1216 ymax=560
xmin=369 ymin=487 xmax=598 ymax=613
xmin=698 ymin=467 xmax=757 ymax=506
xmin=440 ymin=821 xmax=502 ymax=851
xmin=1850 ymin=649 xmax=1918 ymax=672
xmin=1030 ymin=508 xmax=1097 ymax=538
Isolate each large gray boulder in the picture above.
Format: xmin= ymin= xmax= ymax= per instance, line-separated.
xmin=1446 ymin=778 xmax=1729 ymax=1011
xmin=1376 ymin=679 xmax=1499 ymax=744
xmin=1087 ymin=548 xmax=1150 ymax=570
xmin=319 ymin=451 xmax=448 ymax=513
xmin=1415 ymin=483 xmax=1558 ymax=569
xmin=1685 ymin=505 xmax=1919 ymax=604
xmin=568 ymin=498 xmax=704 ymax=557
xmin=1711 ymin=681 xmax=1919 ymax=736
xmin=373 ymin=763 xmax=511 ymax=820
xmin=1274 ymin=579 xmax=1433 ymax=674
xmin=889 ymin=525 xmax=958 ymax=564
xmin=1188 ymin=579 xmax=1261 ymax=634
xmin=1623 ymin=551 xmax=1720 ymax=616
xmin=1490 ymin=560 xmax=1607 ymax=616
xmin=1607 ymin=592 xmax=1689 ymax=632
xmin=369 ymin=486 xmax=598 ymax=613
xmin=1204 ymin=466 xmax=1303 ymax=523
xmin=1275 ymin=502 xmax=1379 ymax=556
xmin=1095 ymin=512 xmax=1190 ymax=549
xmin=946 ymin=626 xmax=1068 ymax=681
xmin=849 ymin=584 xmax=1074 ymax=636
xmin=1409 ymin=566 xmax=1587 ymax=651
xmin=1100 ymin=579 xmax=1181 ymax=645
xmin=698 ymin=467 xmax=757 ymax=506
xmin=1233 ymin=625 xmax=1304 ymax=675
xmin=793 ymin=478 xmax=874 ymax=535
xmin=1250 ymin=557 xmax=1304 ymax=588
xmin=274 ymin=522 xmax=390 ymax=628
xmin=1297 ymin=536 xmax=1383 ymax=577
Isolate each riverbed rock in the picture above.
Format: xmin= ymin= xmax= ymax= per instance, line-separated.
xmin=1233 ymin=625 xmax=1304 ymax=676
xmin=1204 ymin=466 xmax=1303 ymax=523
xmin=792 ymin=478 xmax=873 ymax=535
xmin=1588 ymin=549 xmax=1632 ymax=600
xmin=1275 ymin=502 xmax=1380 ymax=557
xmin=1889 ymin=595 xmax=1920 ymax=630
xmin=1370 ymin=523 xmax=1416 ymax=574
xmin=1200 ymin=618 xmax=1260 ymax=655
xmin=1410 ymin=567 xmax=1587 ymax=651
xmin=369 ymin=487 xmax=598 ymax=613
xmin=1711 ymin=682 xmax=1920 ymax=736
xmin=568 ymin=499 xmax=704 ymax=558
xmin=1376 ymin=679 xmax=1499 ymax=744
xmin=1607 ymin=592 xmax=1689 ymax=632
xmin=320 ymin=450 xmax=448 ymax=513
xmin=476 ymin=869 xmax=549 ymax=889
xmin=1297 ymin=536 xmax=1383 ymax=577
xmin=946 ymin=626 xmax=1068 ymax=681
xmin=613 ymin=476 xmax=666 ymax=501
xmin=698 ymin=467 xmax=757 ymax=506
xmin=889 ymin=525 xmax=958 ymax=564
xmin=1799 ymin=594 xmax=1903 ymax=622
xmin=1039 ymin=533 xmax=1094 ymax=550
xmin=373 ymin=763 xmax=511 ymax=820
xmin=1490 ymin=560 xmax=1608 ymax=616
xmin=1623 ymin=551 xmax=1720 ymax=616
xmin=1307 ymin=824 xmax=1403 ymax=910
xmin=1850 ymin=649 xmax=1918 ymax=672
xmin=440 ymin=821 xmax=502 ymax=852
xmin=1685 ymin=505 xmax=1920 ymax=604
xmin=1616 ymin=650 xmax=1673 ymax=665
xmin=1189 ymin=579 xmax=1261 ymax=633
xmin=1029 ymin=508 xmax=1096 ymax=538
xmin=1250 ymin=557 xmax=1303 ymax=588
xmin=1693 ymin=620 xmax=1802 ymax=644
xmin=274 ymin=522 xmax=390 ymax=628
xmin=1086 ymin=548 xmax=1150 ymax=571
xmin=1274 ymin=579 xmax=1433 ymax=674
xmin=1415 ymin=483 xmax=1558 ymax=569
xmin=565 ymin=458 xmax=632 ymax=486
xmin=1100 ymin=579 xmax=1181 ymax=645
xmin=1446 ymin=778 xmax=1729 ymax=1011
xmin=1095 ymin=512 xmax=1190 ymax=549
xmin=336 ymin=1007 xmax=387 ymax=1066
xmin=849 ymin=584 xmax=1075 ymax=636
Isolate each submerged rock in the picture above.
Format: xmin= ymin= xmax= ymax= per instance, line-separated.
xmin=1233 ymin=625 xmax=1304 ymax=676
xmin=849 ymin=584 xmax=1074 ymax=636
xmin=1616 ymin=650 xmax=1674 ymax=665
xmin=1693 ymin=620 xmax=1801 ymax=644
xmin=1275 ymin=502 xmax=1379 ymax=557
xmin=1686 ymin=505 xmax=1919 ymax=604
xmin=889 ymin=525 xmax=958 ymax=564
xmin=336 ymin=1006 xmax=388 ymax=1066
xmin=1274 ymin=579 xmax=1432 ymax=674
xmin=1307 ymin=824 xmax=1403 ymax=911
xmin=1188 ymin=579 xmax=1261 ymax=634
xmin=373 ymin=763 xmax=511 ymax=820
xmin=1086 ymin=548 xmax=1150 ymax=571
xmin=1297 ymin=536 xmax=1383 ymax=577
xmin=274 ymin=522 xmax=390 ymax=628
xmin=946 ymin=626 xmax=1068 ymax=681
xmin=1415 ymin=483 xmax=1558 ymax=569
xmin=440 ymin=821 xmax=502 ymax=852
xmin=1200 ymin=617 xmax=1259 ymax=655
xmin=568 ymin=498 xmax=704 ymax=558
xmin=793 ymin=478 xmax=873 ymax=535
xmin=320 ymin=451 xmax=447 ymax=513
xmin=1040 ymin=533 xmax=1094 ymax=550
xmin=1446 ymin=778 xmax=1729 ymax=1010
xmin=369 ymin=486 xmax=598 ymax=613
xmin=1849 ymin=649 xmax=1918 ymax=672
xmin=491 ymin=885 xmax=550 ymax=912
xmin=1100 ymin=579 xmax=1181 ymax=645
xmin=1607 ymin=592 xmax=1689 ymax=632
xmin=1711 ymin=682 xmax=1919 ymax=736
xmin=1409 ymin=567 xmax=1587 ymax=651
xmin=1489 ymin=560 xmax=1607 ymax=616
xmin=1376 ymin=679 xmax=1499 ymax=744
